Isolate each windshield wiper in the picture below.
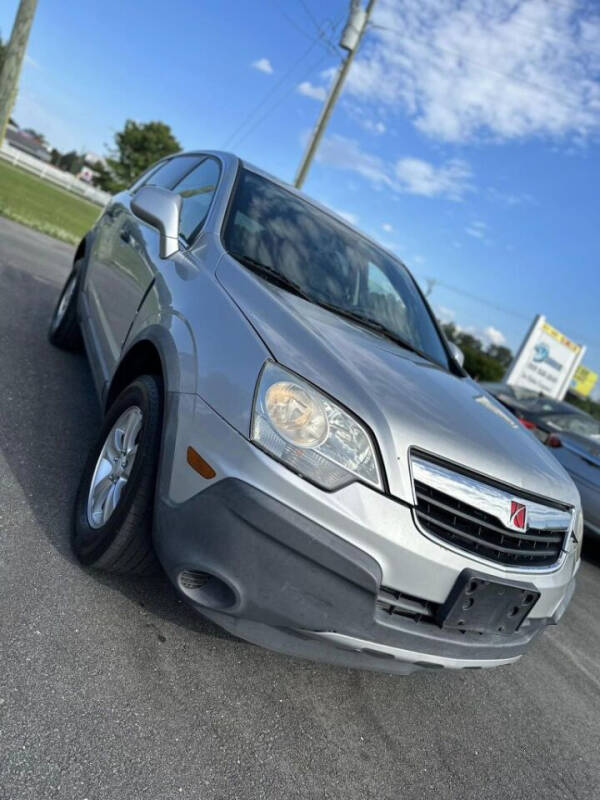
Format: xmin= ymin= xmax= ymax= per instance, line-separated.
xmin=230 ymin=251 xmax=443 ymax=368
xmin=311 ymin=300 xmax=443 ymax=367
xmin=229 ymin=252 xmax=311 ymax=301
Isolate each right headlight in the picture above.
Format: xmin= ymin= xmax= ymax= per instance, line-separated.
xmin=251 ymin=361 xmax=384 ymax=491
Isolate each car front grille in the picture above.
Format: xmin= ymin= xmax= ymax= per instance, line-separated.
xmin=414 ymin=481 xmax=567 ymax=567
xmin=411 ymin=456 xmax=571 ymax=569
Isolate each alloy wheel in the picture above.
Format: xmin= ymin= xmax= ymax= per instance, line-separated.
xmin=86 ymin=406 xmax=143 ymax=529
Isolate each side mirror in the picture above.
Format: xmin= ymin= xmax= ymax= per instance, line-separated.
xmin=448 ymin=341 xmax=465 ymax=368
xmin=131 ymin=186 xmax=181 ymax=259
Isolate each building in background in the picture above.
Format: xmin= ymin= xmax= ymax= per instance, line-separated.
xmin=4 ymin=121 xmax=50 ymax=162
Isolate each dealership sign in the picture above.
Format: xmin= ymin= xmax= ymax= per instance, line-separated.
xmin=505 ymin=315 xmax=585 ymax=400
xmin=571 ymin=365 xmax=598 ymax=399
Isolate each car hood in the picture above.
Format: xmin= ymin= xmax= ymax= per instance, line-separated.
xmin=217 ymin=257 xmax=579 ymax=508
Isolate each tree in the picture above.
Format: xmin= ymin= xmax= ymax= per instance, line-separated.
xmin=565 ymin=392 xmax=600 ymax=421
xmin=487 ymin=344 xmax=513 ymax=370
xmin=91 ymin=160 xmax=123 ymax=194
xmin=440 ymin=322 xmax=510 ymax=382
xmin=58 ymin=150 xmax=84 ymax=174
xmin=106 ymin=119 xmax=181 ymax=191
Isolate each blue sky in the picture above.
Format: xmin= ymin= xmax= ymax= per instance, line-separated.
xmin=2 ymin=0 xmax=600 ymax=396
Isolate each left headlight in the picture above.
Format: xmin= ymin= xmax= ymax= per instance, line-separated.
xmin=251 ymin=362 xmax=384 ymax=491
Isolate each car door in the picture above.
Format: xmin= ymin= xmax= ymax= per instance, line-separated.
xmin=85 ymin=155 xmax=202 ymax=386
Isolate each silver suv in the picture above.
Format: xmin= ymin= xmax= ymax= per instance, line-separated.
xmin=48 ymin=151 xmax=582 ymax=674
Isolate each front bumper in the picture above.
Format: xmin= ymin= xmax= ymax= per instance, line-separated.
xmin=154 ymin=393 xmax=579 ymax=674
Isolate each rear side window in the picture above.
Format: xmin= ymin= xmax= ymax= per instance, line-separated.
xmin=172 ymin=158 xmax=220 ymax=243
xmin=141 ymin=155 xmax=202 ymax=191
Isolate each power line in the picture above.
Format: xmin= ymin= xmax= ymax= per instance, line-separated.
xmin=419 ymin=274 xmax=600 ymax=348
xmin=297 ymin=0 xmax=327 ymax=35
xmin=230 ymin=50 xmax=331 ymax=151
xmin=223 ymin=7 xmax=348 ymax=151
xmin=296 ymin=0 xmax=342 ymax=55
xmin=271 ymin=0 xmax=338 ymax=55
xmin=222 ymin=40 xmax=320 ymax=149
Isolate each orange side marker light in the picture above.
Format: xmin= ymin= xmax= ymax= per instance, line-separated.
xmin=186 ymin=446 xmax=216 ymax=479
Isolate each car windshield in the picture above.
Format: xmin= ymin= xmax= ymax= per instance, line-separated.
xmin=223 ymin=169 xmax=451 ymax=369
xmin=542 ymin=413 xmax=600 ymax=440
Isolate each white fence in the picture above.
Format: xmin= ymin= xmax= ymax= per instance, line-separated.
xmin=0 ymin=141 xmax=111 ymax=207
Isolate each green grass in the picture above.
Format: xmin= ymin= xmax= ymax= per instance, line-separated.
xmin=0 ymin=159 xmax=101 ymax=245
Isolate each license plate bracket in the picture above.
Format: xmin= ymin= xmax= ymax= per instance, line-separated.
xmin=437 ymin=570 xmax=540 ymax=635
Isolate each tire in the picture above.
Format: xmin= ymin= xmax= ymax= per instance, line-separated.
xmin=48 ymin=260 xmax=83 ymax=350
xmin=72 ymin=375 xmax=163 ymax=574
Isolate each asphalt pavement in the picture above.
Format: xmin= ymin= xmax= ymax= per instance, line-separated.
xmin=1 ymin=215 xmax=599 ymax=800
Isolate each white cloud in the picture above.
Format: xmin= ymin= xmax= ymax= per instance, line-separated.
xmin=24 ymin=54 xmax=41 ymax=69
xmin=297 ymin=81 xmax=327 ymax=101
xmin=465 ymin=220 xmax=487 ymax=239
xmin=382 ymin=222 xmax=394 ymax=232
xmin=436 ymin=305 xmax=456 ymax=323
xmin=316 ymin=134 xmax=392 ymax=185
xmin=346 ymin=0 xmax=600 ymax=142
xmin=332 ymin=208 xmax=359 ymax=225
xmin=483 ymin=325 xmax=507 ymax=346
xmin=487 ymin=187 xmax=535 ymax=206
xmin=362 ymin=118 xmax=387 ymax=135
xmin=252 ymin=58 xmax=273 ymax=74
xmin=342 ymin=99 xmax=387 ymax=134
xmin=395 ymin=157 xmax=472 ymax=199
xmin=316 ymin=134 xmax=473 ymax=199
xmin=435 ymin=309 xmax=507 ymax=347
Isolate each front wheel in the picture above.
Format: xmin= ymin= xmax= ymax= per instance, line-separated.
xmin=48 ymin=261 xmax=83 ymax=350
xmin=72 ymin=375 xmax=163 ymax=574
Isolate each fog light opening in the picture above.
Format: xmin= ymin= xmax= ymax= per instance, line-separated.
xmin=178 ymin=569 xmax=236 ymax=610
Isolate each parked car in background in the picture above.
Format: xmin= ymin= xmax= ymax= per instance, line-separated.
xmin=48 ymin=151 xmax=582 ymax=675
xmin=482 ymin=383 xmax=600 ymax=539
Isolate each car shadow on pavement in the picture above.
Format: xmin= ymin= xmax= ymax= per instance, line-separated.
xmin=0 ymin=262 xmax=234 ymax=644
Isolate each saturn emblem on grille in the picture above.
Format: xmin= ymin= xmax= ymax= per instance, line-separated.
xmin=509 ymin=501 xmax=527 ymax=531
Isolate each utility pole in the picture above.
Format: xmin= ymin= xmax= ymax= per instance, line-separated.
xmin=294 ymin=0 xmax=376 ymax=189
xmin=0 ymin=0 xmax=38 ymax=146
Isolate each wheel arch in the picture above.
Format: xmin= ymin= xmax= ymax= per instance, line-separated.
xmin=73 ymin=236 xmax=87 ymax=266
xmin=73 ymin=227 xmax=98 ymax=270
xmin=104 ymin=338 xmax=166 ymax=413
